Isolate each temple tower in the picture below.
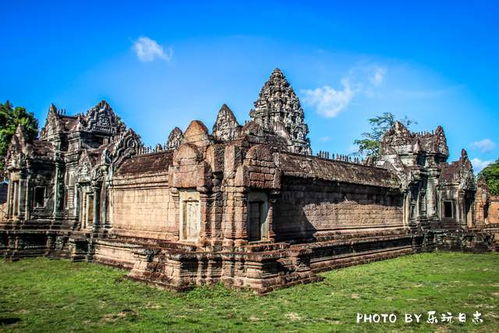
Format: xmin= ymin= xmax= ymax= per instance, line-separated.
xmin=249 ymin=68 xmax=311 ymax=155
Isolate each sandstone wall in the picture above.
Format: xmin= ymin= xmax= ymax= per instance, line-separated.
xmin=110 ymin=172 xmax=177 ymax=240
xmin=274 ymin=177 xmax=404 ymax=241
xmin=489 ymin=196 xmax=499 ymax=224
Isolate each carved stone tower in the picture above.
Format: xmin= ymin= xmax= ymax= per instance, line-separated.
xmin=249 ymin=68 xmax=311 ymax=155
xmin=212 ymin=104 xmax=241 ymax=142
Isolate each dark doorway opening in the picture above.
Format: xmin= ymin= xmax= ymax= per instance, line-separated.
xmin=34 ymin=187 xmax=45 ymax=208
xmin=444 ymin=201 xmax=453 ymax=218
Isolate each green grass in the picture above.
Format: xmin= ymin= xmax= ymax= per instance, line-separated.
xmin=0 ymin=252 xmax=498 ymax=332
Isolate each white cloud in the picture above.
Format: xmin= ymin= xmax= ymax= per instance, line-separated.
xmin=470 ymin=138 xmax=496 ymax=153
xmin=132 ymin=36 xmax=172 ymax=62
xmin=302 ymin=79 xmax=355 ymax=118
xmin=318 ymin=136 xmax=331 ymax=142
xmin=302 ymin=66 xmax=386 ymax=118
xmin=370 ymin=66 xmax=386 ymax=86
xmin=471 ymin=158 xmax=493 ymax=173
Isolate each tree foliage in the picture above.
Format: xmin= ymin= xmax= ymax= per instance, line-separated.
xmin=478 ymin=160 xmax=499 ymax=195
xmin=354 ymin=112 xmax=416 ymax=157
xmin=0 ymin=101 xmax=39 ymax=171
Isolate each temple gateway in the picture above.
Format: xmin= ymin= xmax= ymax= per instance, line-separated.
xmin=1 ymin=69 xmax=497 ymax=293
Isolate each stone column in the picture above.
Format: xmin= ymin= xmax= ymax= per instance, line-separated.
xmin=222 ymin=190 xmax=235 ymax=248
xmin=426 ymin=177 xmax=437 ymax=217
xmin=198 ymin=191 xmax=209 ymax=244
xmin=233 ymin=190 xmax=247 ymax=246
xmin=92 ymin=184 xmax=100 ymax=231
xmin=100 ymin=184 xmax=108 ymax=228
xmin=457 ymin=191 xmax=465 ymax=228
xmin=170 ymin=188 xmax=180 ymax=239
xmin=17 ymin=177 xmax=28 ymax=220
xmin=6 ymin=178 xmax=12 ymax=218
xmin=24 ymin=175 xmax=31 ymax=220
xmin=268 ymin=191 xmax=280 ymax=241
xmin=53 ymin=164 xmax=60 ymax=218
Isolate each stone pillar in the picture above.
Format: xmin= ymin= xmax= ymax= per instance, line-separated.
xmin=233 ymin=191 xmax=247 ymax=246
xmin=426 ymin=177 xmax=437 ymax=217
xmin=170 ymin=188 xmax=180 ymax=239
xmin=222 ymin=190 xmax=235 ymax=247
xmin=198 ymin=191 xmax=209 ymax=245
xmin=210 ymin=192 xmax=223 ymax=244
xmin=92 ymin=184 xmax=100 ymax=231
xmin=17 ymin=177 xmax=28 ymax=220
xmin=268 ymin=193 xmax=278 ymax=241
xmin=74 ymin=185 xmax=81 ymax=225
xmin=458 ymin=192 xmax=465 ymax=228
xmin=14 ymin=181 xmax=20 ymax=218
xmin=6 ymin=179 xmax=12 ymax=218
xmin=53 ymin=160 xmax=65 ymax=218
xmin=24 ymin=175 xmax=31 ymax=220
xmin=100 ymin=184 xmax=107 ymax=228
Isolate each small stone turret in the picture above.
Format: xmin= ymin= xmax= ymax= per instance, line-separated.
xmin=166 ymin=127 xmax=184 ymax=150
xmin=212 ymin=104 xmax=241 ymax=142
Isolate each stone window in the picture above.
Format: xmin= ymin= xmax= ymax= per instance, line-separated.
xmin=443 ymin=200 xmax=453 ymax=218
xmin=34 ymin=187 xmax=46 ymax=208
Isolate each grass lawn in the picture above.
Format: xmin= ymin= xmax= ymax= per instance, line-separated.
xmin=0 ymin=252 xmax=498 ymax=332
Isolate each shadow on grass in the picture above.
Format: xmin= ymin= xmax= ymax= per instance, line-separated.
xmin=0 ymin=317 xmax=22 ymax=325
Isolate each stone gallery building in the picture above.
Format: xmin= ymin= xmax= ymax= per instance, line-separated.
xmin=1 ymin=69 xmax=497 ymax=293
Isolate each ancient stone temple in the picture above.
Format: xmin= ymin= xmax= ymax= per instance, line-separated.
xmin=0 ymin=69 xmax=497 ymax=293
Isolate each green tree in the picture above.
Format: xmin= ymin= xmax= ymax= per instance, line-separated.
xmin=0 ymin=101 xmax=39 ymax=171
xmin=478 ymin=160 xmax=499 ymax=195
xmin=353 ymin=112 xmax=416 ymax=157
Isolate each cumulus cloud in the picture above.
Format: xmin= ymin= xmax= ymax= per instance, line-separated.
xmin=471 ymin=158 xmax=494 ymax=173
xmin=302 ymin=79 xmax=355 ymax=118
xmin=302 ymin=66 xmax=386 ymax=118
xmin=470 ymin=138 xmax=496 ymax=153
xmin=132 ymin=36 xmax=172 ymax=62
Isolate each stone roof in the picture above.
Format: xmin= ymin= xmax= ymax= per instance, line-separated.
xmin=279 ymin=153 xmax=401 ymax=189
xmin=438 ymin=149 xmax=475 ymax=190
xmin=381 ymin=122 xmax=448 ymax=157
xmin=439 ymin=162 xmax=461 ymax=184
xmin=31 ymin=140 xmax=55 ymax=157
xmin=59 ymin=115 xmax=79 ymax=131
xmin=116 ymin=151 xmax=173 ymax=175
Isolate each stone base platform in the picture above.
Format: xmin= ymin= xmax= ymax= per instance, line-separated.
xmin=1 ymin=226 xmax=497 ymax=293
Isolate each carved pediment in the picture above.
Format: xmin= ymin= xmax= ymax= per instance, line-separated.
xmin=84 ymin=100 xmax=125 ymax=135
xmin=102 ymin=129 xmax=142 ymax=173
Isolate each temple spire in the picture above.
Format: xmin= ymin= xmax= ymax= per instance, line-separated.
xmin=249 ymin=68 xmax=311 ymax=155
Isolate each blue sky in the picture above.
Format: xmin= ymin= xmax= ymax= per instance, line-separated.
xmin=1 ymin=1 xmax=498 ymax=172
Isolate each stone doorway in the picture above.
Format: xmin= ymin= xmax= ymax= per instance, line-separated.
xmin=247 ymin=192 xmax=269 ymax=241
